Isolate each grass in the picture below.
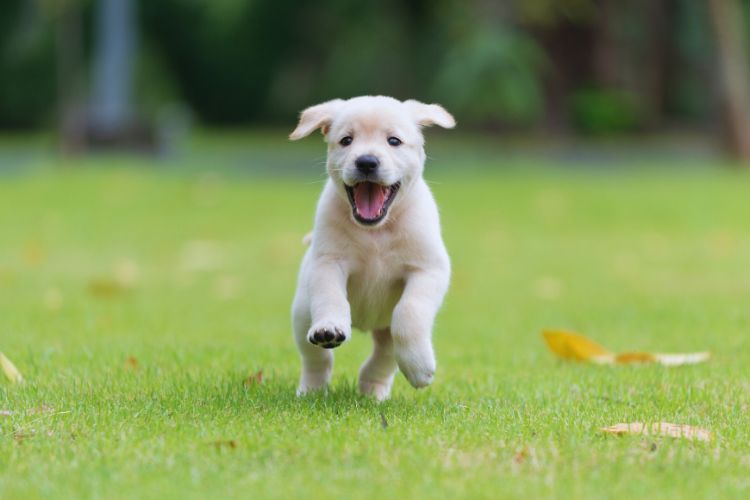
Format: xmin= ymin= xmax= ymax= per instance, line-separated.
xmin=1 ymin=134 xmax=750 ymax=498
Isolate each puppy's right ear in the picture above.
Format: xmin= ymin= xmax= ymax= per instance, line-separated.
xmin=289 ymin=99 xmax=344 ymax=140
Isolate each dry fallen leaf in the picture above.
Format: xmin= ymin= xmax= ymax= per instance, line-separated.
xmin=243 ymin=370 xmax=263 ymax=387
xmin=124 ymin=356 xmax=139 ymax=371
xmin=22 ymin=240 xmax=46 ymax=266
xmin=601 ymin=422 xmax=711 ymax=442
xmin=542 ymin=330 xmax=709 ymax=367
xmin=88 ymin=278 xmax=129 ymax=298
xmin=0 ymin=352 xmax=24 ymax=384
xmin=209 ymin=440 xmax=238 ymax=450
xmin=542 ymin=330 xmax=612 ymax=363
xmin=614 ymin=352 xmax=656 ymax=364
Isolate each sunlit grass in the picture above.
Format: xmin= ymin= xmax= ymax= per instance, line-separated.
xmin=1 ymin=150 xmax=750 ymax=498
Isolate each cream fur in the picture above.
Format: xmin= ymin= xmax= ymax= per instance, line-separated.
xmin=290 ymin=95 xmax=454 ymax=400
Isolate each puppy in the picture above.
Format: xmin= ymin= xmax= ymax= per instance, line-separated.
xmin=289 ymin=96 xmax=455 ymax=400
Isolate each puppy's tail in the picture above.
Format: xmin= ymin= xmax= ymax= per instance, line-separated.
xmin=302 ymin=231 xmax=313 ymax=246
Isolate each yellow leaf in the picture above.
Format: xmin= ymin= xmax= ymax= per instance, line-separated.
xmin=0 ymin=352 xmax=24 ymax=384
xmin=542 ymin=330 xmax=710 ymax=367
xmin=615 ymin=352 xmax=657 ymax=364
xmin=88 ymin=278 xmax=128 ymax=298
xmin=601 ymin=422 xmax=711 ymax=442
xmin=542 ymin=330 xmax=612 ymax=363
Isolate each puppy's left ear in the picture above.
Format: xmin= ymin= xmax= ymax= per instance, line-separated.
xmin=404 ymin=100 xmax=456 ymax=129
xmin=289 ymin=99 xmax=344 ymax=140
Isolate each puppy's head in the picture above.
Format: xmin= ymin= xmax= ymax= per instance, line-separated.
xmin=290 ymin=96 xmax=455 ymax=227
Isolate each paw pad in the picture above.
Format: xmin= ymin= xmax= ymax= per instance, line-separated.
xmin=309 ymin=328 xmax=347 ymax=349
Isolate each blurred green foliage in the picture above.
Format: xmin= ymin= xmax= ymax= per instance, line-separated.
xmin=570 ymin=88 xmax=641 ymax=134
xmin=0 ymin=0 xmax=730 ymax=132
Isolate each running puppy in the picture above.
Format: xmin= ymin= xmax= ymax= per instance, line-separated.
xmin=290 ymin=95 xmax=455 ymax=400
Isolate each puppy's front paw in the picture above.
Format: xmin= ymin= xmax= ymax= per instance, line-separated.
xmin=307 ymin=323 xmax=349 ymax=349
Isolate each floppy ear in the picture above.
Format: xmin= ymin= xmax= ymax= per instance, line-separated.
xmin=289 ymin=99 xmax=344 ymax=140
xmin=404 ymin=100 xmax=456 ymax=129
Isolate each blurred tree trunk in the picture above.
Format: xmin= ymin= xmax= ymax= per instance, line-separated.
xmin=89 ymin=0 xmax=137 ymax=142
xmin=707 ymin=0 xmax=750 ymax=161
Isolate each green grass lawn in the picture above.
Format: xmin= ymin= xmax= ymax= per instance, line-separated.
xmin=1 ymin=138 xmax=750 ymax=498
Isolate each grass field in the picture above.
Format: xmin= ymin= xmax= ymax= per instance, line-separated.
xmin=1 ymin=135 xmax=750 ymax=498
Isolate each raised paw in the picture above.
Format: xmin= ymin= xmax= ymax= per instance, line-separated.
xmin=307 ymin=324 xmax=348 ymax=349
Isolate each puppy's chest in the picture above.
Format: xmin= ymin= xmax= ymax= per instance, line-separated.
xmin=346 ymin=245 xmax=407 ymax=331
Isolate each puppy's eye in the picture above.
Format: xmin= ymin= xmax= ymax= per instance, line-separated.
xmin=339 ymin=136 xmax=353 ymax=146
xmin=387 ymin=136 xmax=402 ymax=147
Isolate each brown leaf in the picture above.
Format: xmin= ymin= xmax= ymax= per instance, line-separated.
xmin=243 ymin=370 xmax=263 ymax=387
xmin=601 ymin=422 xmax=711 ymax=442
xmin=542 ymin=330 xmax=612 ymax=363
xmin=22 ymin=240 xmax=46 ymax=266
xmin=209 ymin=440 xmax=237 ymax=450
xmin=88 ymin=278 xmax=128 ymax=298
xmin=0 ymin=352 xmax=24 ymax=384
xmin=124 ymin=356 xmax=139 ymax=371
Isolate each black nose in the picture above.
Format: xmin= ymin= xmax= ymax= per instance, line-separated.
xmin=355 ymin=155 xmax=379 ymax=174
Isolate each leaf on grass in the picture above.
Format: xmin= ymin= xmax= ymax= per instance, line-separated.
xmin=601 ymin=422 xmax=711 ymax=442
xmin=0 ymin=352 xmax=24 ymax=384
xmin=88 ymin=278 xmax=129 ymax=298
xmin=614 ymin=352 xmax=656 ymax=364
xmin=542 ymin=330 xmax=709 ymax=367
xmin=243 ymin=370 xmax=263 ymax=387
xmin=124 ymin=356 xmax=139 ymax=371
xmin=542 ymin=330 xmax=612 ymax=363
xmin=209 ymin=440 xmax=237 ymax=450
xmin=22 ymin=240 xmax=46 ymax=266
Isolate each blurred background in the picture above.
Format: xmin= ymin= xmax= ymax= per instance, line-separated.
xmin=1 ymin=0 xmax=749 ymax=161
xmin=2 ymin=0 xmax=750 ymax=358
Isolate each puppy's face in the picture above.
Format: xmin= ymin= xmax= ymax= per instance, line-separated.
xmin=290 ymin=96 xmax=455 ymax=227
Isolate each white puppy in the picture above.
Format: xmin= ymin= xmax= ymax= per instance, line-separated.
xmin=289 ymin=95 xmax=455 ymax=400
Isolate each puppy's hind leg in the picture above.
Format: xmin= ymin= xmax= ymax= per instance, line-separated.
xmin=358 ymin=328 xmax=398 ymax=401
xmin=293 ymin=295 xmax=333 ymax=395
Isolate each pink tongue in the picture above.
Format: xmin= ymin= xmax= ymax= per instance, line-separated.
xmin=354 ymin=183 xmax=386 ymax=219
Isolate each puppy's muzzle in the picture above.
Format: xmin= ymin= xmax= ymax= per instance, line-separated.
xmin=355 ymin=155 xmax=379 ymax=175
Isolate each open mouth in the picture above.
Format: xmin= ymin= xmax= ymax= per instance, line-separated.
xmin=345 ymin=181 xmax=401 ymax=225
